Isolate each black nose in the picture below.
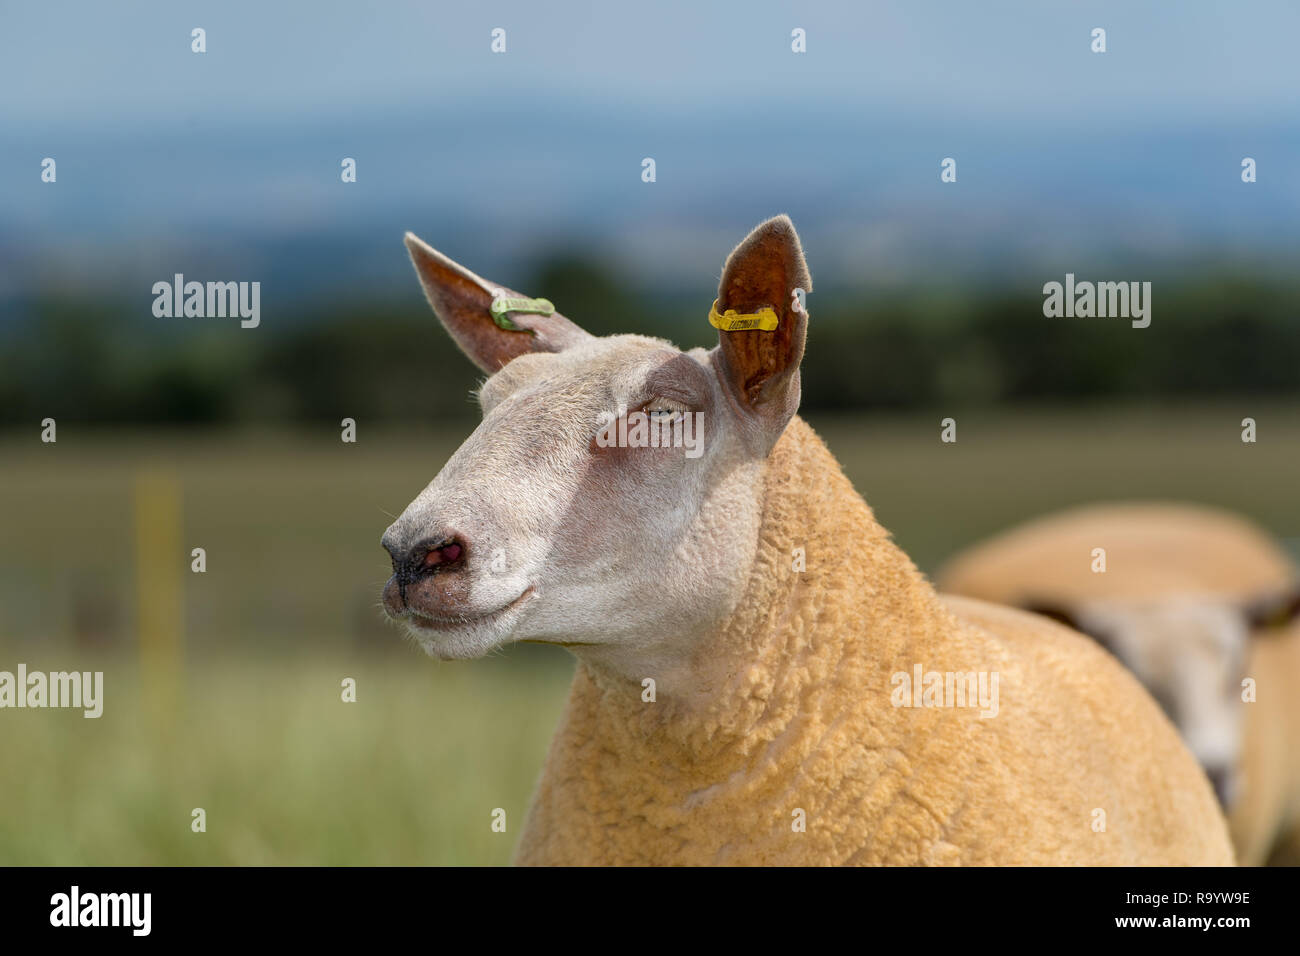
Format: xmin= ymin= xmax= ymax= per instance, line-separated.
xmin=385 ymin=535 xmax=467 ymax=588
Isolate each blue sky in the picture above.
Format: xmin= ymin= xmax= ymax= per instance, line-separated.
xmin=5 ymin=1 xmax=1298 ymax=126
xmin=2 ymin=1 xmax=1298 ymax=302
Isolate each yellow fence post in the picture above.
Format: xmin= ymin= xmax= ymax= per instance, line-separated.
xmin=135 ymin=469 xmax=183 ymax=716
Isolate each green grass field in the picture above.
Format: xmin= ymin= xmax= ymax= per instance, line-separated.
xmin=1 ymin=403 xmax=1297 ymax=864
xmin=0 ymin=652 xmax=568 ymax=865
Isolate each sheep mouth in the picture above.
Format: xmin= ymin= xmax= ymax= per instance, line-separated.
xmin=404 ymin=586 xmax=535 ymax=631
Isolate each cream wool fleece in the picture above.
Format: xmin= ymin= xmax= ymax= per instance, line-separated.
xmin=936 ymin=501 xmax=1300 ymax=866
xmin=937 ymin=502 xmax=1294 ymax=605
xmin=1236 ymin=625 xmax=1300 ymax=864
xmin=514 ymin=419 xmax=1233 ymax=865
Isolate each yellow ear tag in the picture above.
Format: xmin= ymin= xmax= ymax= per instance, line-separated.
xmin=708 ymin=299 xmax=780 ymax=332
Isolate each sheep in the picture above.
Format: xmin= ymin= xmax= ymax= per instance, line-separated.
xmin=381 ymin=217 xmax=1234 ymax=865
xmin=936 ymin=502 xmax=1300 ymax=864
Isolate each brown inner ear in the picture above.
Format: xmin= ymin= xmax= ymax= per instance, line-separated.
xmin=717 ymin=302 xmax=805 ymax=406
xmin=715 ymin=217 xmax=811 ymax=408
xmin=405 ymin=233 xmax=591 ymax=373
xmin=416 ymin=263 xmax=528 ymax=369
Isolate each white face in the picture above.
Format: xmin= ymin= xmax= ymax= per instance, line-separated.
xmin=1077 ymin=598 xmax=1249 ymax=805
xmin=381 ymin=334 xmax=763 ymax=672
xmin=384 ymin=216 xmax=812 ymax=678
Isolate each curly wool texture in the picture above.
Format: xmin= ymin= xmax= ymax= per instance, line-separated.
xmin=514 ymin=419 xmax=1233 ymax=865
xmin=937 ymin=502 xmax=1300 ymax=866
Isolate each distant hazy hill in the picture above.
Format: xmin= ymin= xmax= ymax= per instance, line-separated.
xmin=4 ymin=98 xmax=1299 ymax=315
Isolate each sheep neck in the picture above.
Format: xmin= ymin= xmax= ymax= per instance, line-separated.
xmin=567 ymin=414 xmax=947 ymax=765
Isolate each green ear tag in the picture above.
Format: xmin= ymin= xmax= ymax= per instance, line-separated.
xmin=489 ymin=295 xmax=555 ymax=332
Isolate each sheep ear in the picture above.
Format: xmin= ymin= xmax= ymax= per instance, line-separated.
xmin=710 ymin=215 xmax=811 ymax=449
xmin=404 ymin=232 xmax=591 ymax=373
xmin=1242 ymin=583 xmax=1300 ymax=633
xmin=1022 ymin=599 xmax=1082 ymax=630
xmin=1021 ymin=599 xmax=1117 ymax=651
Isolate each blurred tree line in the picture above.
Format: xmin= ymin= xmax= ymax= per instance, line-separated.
xmin=1 ymin=256 xmax=1297 ymax=426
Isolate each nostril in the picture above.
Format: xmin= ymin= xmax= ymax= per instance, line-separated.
xmin=421 ymin=540 xmax=463 ymax=568
xmin=408 ymin=536 xmax=467 ymax=577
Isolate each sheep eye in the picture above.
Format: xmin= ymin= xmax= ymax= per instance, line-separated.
xmin=644 ymin=398 xmax=686 ymax=421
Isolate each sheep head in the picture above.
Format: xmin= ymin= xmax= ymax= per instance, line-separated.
xmin=380 ymin=217 xmax=812 ymax=673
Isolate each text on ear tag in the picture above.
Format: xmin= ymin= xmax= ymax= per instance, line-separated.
xmin=708 ymin=299 xmax=780 ymax=332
